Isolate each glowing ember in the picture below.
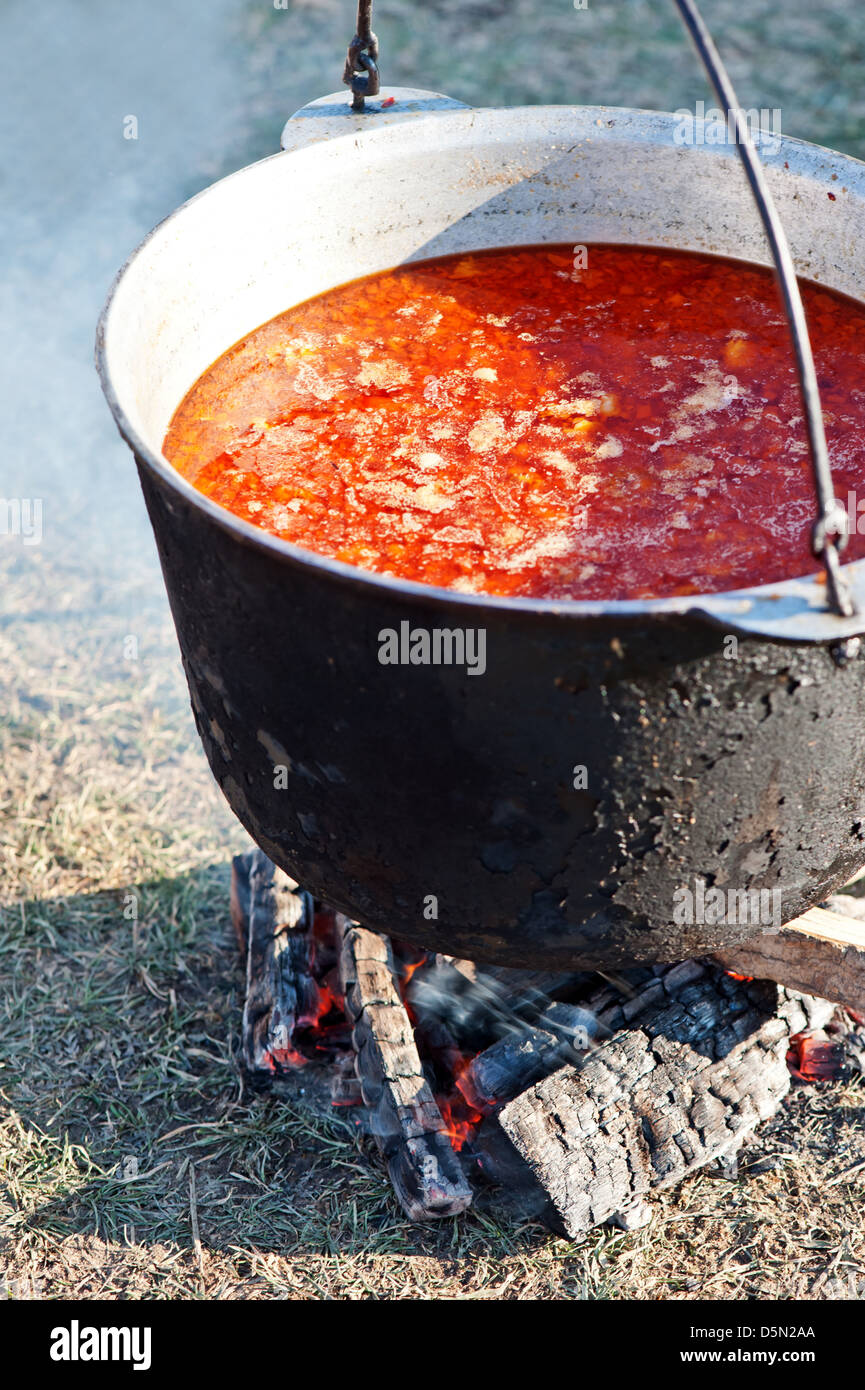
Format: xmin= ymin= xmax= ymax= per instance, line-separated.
xmin=264 ymin=1043 xmax=307 ymax=1071
xmin=786 ymin=1032 xmax=844 ymax=1082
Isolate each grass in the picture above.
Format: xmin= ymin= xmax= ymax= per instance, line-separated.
xmin=247 ymin=0 xmax=865 ymax=159
xmin=2 ymin=556 xmax=865 ymax=1300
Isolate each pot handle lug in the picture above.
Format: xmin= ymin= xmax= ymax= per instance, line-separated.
xmin=280 ymin=88 xmax=469 ymax=155
xmin=683 ymin=570 xmax=865 ymax=648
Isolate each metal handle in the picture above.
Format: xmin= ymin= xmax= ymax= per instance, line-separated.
xmin=338 ymin=0 xmax=856 ymax=623
xmin=675 ymin=1 xmax=854 ymax=620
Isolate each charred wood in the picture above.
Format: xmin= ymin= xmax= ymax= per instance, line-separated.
xmin=234 ymin=850 xmax=317 ymax=1075
xmin=457 ymin=1002 xmax=594 ymax=1111
xmin=497 ymin=963 xmax=833 ymax=1237
xmin=407 ymin=956 xmax=591 ymax=1050
xmin=337 ymin=917 xmax=473 ymax=1220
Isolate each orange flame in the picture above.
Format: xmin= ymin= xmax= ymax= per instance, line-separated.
xmin=435 ymin=1050 xmax=485 ymax=1151
xmin=298 ymin=978 xmax=343 ymax=1030
xmin=267 ymin=1044 xmax=308 ymax=1070
xmin=400 ymin=957 xmax=426 ymax=989
xmin=437 ymin=1090 xmax=485 ymax=1151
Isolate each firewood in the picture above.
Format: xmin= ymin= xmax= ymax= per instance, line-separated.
xmin=337 ymin=917 xmax=473 ymax=1221
xmin=457 ymin=1003 xmax=593 ymax=1110
xmin=715 ymin=905 xmax=865 ymax=1014
xmin=406 ymin=955 xmax=590 ymax=1050
xmin=230 ymin=853 xmax=254 ymax=954
xmin=235 ymin=850 xmax=317 ymax=1075
xmin=496 ymin=964 xmax=833 ymax=1237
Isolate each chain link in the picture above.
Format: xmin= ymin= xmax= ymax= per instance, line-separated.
xmin=343 ymin=0 xmax=380 ymax=112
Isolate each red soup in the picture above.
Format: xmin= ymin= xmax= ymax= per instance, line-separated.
xmin=163 ymin=244 xmax=865 ymax=600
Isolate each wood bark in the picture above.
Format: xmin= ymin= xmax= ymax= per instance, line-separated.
xmin=715 ymin=905 xmax=865 ymax=1014
xmin=457 ymin=1002 xmax=593 ymax=1110
xmin=337 ymin=917 xmax=473 ymax=1220
xmin=497 ymin=963 xmax=833 ymax=1237
xmin=234 ymin=849 xmax=317 ymax=1075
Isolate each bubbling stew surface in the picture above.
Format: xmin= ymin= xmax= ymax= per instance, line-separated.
xmin=163 ymin=244 xmax=865 ymax=600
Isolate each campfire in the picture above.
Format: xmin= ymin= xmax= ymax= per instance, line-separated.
xmin=231 ymin=850 xmax=865 ymax=1236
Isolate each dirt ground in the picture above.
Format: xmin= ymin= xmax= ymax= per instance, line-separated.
xmin=3 ymin=0 xmax=865 ymax=1301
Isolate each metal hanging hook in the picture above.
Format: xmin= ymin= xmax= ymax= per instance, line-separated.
xmin=672 ymin=0 xmax=856 ymax=621
xmin=343 ymin=0 xmax=380 ymax=112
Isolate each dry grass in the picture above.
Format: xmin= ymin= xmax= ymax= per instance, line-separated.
xmin=2 ymin=555 xmax=865 ymax=1301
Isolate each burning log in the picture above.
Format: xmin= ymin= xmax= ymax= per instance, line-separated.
xmin=786 ymin=1029 xmax=844 ymax=1082
xmin=457 ymin=1003 xmax=594 ymax=1111
xmin=337 ymin=917 xmax=473 ymax=1221
xmin=715 ymin=905 xmax=865 ymax=1015
xmin=232 ymin=862 xmax=858 ymax=1232
xmin=496 ymin=964 xmax=833 ymax=1237
xmin=406 ymin=954 xmax=589 ymax=1051
xmin=233 ymin=850 xmax=317 ymax=1074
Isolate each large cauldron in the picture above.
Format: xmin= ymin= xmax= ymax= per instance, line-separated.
xmin=98 ymin=93 xmax=865 ymax=969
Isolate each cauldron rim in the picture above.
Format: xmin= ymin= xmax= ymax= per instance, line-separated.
xmin=96 ymin=102 xmax=865 ymax=645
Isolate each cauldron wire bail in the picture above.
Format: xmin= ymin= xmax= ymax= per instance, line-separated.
xmin=338 ymin=0 xmax=857 ymax=631
xmin=674 ymin=0 xmax=856 ymax=629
